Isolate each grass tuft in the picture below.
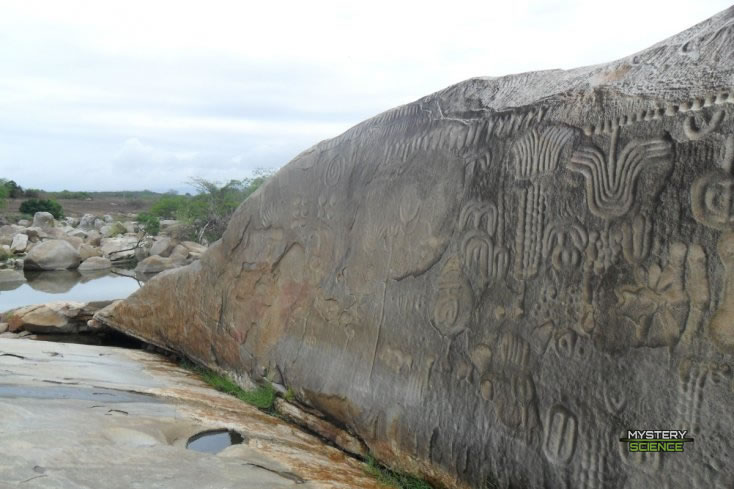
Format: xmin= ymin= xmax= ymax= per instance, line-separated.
xmin=364 ymin=454 xmax=434 ymax=489
xmin=180 ymin=359 xmax=276 ymax=411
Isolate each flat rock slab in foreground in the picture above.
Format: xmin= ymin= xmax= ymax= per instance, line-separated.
xmin=0 ymin=338 xmax=380 ymax=489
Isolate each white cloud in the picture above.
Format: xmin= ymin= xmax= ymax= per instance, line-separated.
xmin=0 ymin=0 xmax=730 ymax=191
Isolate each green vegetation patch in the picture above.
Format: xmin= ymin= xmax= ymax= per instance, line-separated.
xmin=364 ymin=455 xmax=434 ymax=489
xmin=180 ymin=359 xmax=276 ymax=411
xmin=19 ymin=198 xmax=64 ymax=219
xmin=136 ymin=212 xmax=160 ymax=236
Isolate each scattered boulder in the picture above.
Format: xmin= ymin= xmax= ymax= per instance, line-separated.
xmin=16 ymin=219 xmax=30 ymax=227
xmin=149 ymin=237 xmax=176 ymax=257
xmin=86 ymin=230 xmax=102 ymax=246
xmin=100 ymin=236 xmax=140 ymax=261
xmin=93 ymin=218 xmax=105 ymax=230
xmin=68 ymin=229 xmax=88 ymax=239
xmin=79 ymin=213 xmax=96 ymax=230
xmin=4 ymin=300 xmax=112 ymax=334
xmin=79 ymin=243 xmax=103 ymax=261
xmin=103 ymin=215 xmax=113 ymax=223
xmin=78 ymin=256 xmax=112 ymax=271
xmin=31 ymin=211 xmax=55 ymax=229
xmin=24 ymin=240 xmax=81 ymax=271
xmin=100 ymin=222 xmax=128 ymax=238
xmin=59 ymin=235 xmax=84 ymax=250
xmin=181 ymin=241 xmax=207 ymax=256
xmin=10 ymin=234 xmax=28 ymax=253
xmin=134 ymin=255 xmax=185 ymax=274
xmin=65 ymin=217 xmax=80 ymax=227
xmin=24 ymin=227 xmax=44 ymax=242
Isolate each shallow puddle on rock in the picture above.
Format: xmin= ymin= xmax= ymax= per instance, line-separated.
xmin=186 ymin=429 xmax=244 ymax=454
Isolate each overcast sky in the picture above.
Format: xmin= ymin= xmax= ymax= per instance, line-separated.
xmin=0 ymin=1 xmax=731 ymax=193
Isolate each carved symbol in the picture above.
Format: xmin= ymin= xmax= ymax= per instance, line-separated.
xmin=514 ymin=182 xmax=546 ymax=279
xmin=709 ymin=232 xmax=734 ymax=353
xmin=568 ymin=127 xmax=673 ymax=219
xmin=691 ymin=135 xmax=734 ymax=230
xmin=461 ymin=231 xmax=508 ymax=289
xmin=542 ymin=221 xmax=588 ymax=272
xmin=615 ymin=242 xmax=689 ymax=348
xmin=512 ymin=125 xmax=573 ymax=179
xmin=432 ymin=257 xmax=473 ymax=336
xmin=684 ymin=109 xmax=725 ymax=140
xmin=323 ymin=155 xmax=345 ymax=187
xmin=459 ymin=201 xmax=498 ymax=236
xmin=621 ymin=214 xmax=652 ymax=265
xmin=459 ymin=200 xmax=508 ymax=290
xmin=399 ymin=186 xmax=421 ymax=225
xmin=544 ymin=405 xmax=578 ymax=464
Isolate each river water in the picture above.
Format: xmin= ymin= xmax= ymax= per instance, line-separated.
xmin=0 ymin=269 xmax=141 ymax=311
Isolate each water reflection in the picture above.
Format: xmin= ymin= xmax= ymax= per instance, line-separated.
xmin=0 ymin=268 xmax=144 ymax=311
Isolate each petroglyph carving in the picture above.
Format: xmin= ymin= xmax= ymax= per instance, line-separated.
xmin=691 ymin=135 xmax=734 ymax=230
xmin=543 ymin=405 xmax=578 ymax=464
xmin=459 ymin=200 xmax=508 ymax=289
xmin=480 ymin=333 xmax=540 ymax=439
xmin=578 ymin=434 xmax=614 ymax=489
xmin=568 ymin=127 xmax=673 ymax=219
xmin=553 ymin=329 xmax=589 ymax=361
xmin=676 ymin=362 xmax=708 ymax=433
xmin=542 ymin=221 xmax=588 ymax=272
xmin=461 ymin=231 xmax=509 ymax=289
xmin=459 ymin=201 xmax=498 ymax=235
xmin=621 ymin=214 xmax=653 ymax=265
xmin=323 ymin=155 xmax=345 ymax=186
xmin=684 ymin=109 xmax=726 ymax=140
xmin=709 ymin=232 xmax=734 ymax=353
xmin=514 ymin=182 xmax=547 ymax=279
xmin=603 ymin=382 xmax=626 ymax=415
xmin=317 ymin=193 xmax=338 ymax=221
xmin=512 ymin=125 xmax=574 ymax=179
xmin=680 ymin=244 xmax=710 ymax=347
xmin=614 ymin=242 xmax=701 ymax=348
xmin=432 ymin=257 xmax=473 ymax=336
xmin=399 ymin=186 xmax=421 ymax=226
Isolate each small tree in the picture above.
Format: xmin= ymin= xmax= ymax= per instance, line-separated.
xmin=136 ymin=213 xmax=160 ymax=236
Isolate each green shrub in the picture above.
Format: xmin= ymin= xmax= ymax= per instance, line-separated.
xmin=137 ymin=213 xmax=160 ymax=236
xmin=149 ymin=194 xmax=188 ymax=219
xmin=19 ymin=198 xmax=64 ymax=219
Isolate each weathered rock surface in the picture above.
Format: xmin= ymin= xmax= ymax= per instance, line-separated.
xmin=96 ymin=9 xmax=734 ymax=489
xmin=135 ymin=254 xmax=186 ymax=274
xmin=9 ymin=233 xmax=28 ymax=253
xmin=150 ymin=236 xmax=176 ymax=257
xmin=100 ymin=236 xmax=140 ymax=261
xmin=4 ymin=301 xmax=97 ymax=333
xmin=31 ymin=211 xmax=55 ymax=229
xmin=0 ymin=338 xmax=380 ymax=489
xmin=24 ymin=239 xmax=81 ymax=271
xmin=79 ymin=256 xmax=112 ymax=271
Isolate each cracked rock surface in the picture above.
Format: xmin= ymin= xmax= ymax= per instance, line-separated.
xmin=0 ymin=338 xmax=380 ymax=489
xmin=96 ymin=7 xmax=734 ymax=489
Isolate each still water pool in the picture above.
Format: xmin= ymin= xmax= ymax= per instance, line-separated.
xmin=0 ymin=269 xmax=141 ymax=311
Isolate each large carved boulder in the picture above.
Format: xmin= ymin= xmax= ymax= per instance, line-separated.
xmin=96 ymin=8 xmax=734 ymax=489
